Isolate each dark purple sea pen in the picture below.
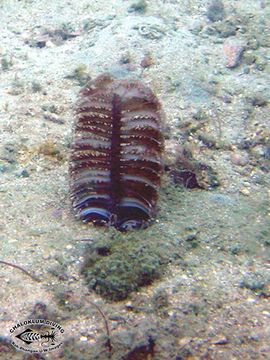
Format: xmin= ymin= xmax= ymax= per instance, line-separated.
xmin=69 ymin=73 xmax=164 ymax=231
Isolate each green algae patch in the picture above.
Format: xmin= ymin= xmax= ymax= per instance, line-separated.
xmin=81 ymin=229 xmax=173 ymax=301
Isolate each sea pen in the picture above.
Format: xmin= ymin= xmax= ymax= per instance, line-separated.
xmin=69 ymin=73 xmax=164 ymax=231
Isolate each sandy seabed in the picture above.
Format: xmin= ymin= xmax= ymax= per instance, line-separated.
xmin=0 ymin=0 xmax=269 ymax=359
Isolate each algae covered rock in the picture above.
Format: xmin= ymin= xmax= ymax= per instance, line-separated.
xmin=81 ymin=232 xmax=171 ymax=301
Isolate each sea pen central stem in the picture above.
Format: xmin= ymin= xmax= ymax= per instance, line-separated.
xmin=109 ymin=94 xmax=122 ymax=219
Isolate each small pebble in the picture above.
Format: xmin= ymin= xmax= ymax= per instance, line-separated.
xmin=222 ymin=94 xmax=232 ymax=103
xmin=43 ymin=112 xmax=65 ymax=125
xmin=15 ymin=169 xmax=30 ymax=178
xmin=249 ymin=173 xmax=264 ymax=185
xmin=240 ymin=188 xmax=250 ymax=196
xmin=212 ymin=335 xmax=228 ymax=345
xmin=185 ymin=234 xmax=197 ymax=241
xmin=251 ymin=145 xmax=266 ymax=158
xmin=119 ymin=53 xmax=131 ymax=64
xmin=250 ymin=95 xmax=268 ymax=107
xmin=262 ymin=311 xmax=270 ymax=318
xmin=51 ymin=209 xmax=63 ymax=219
xmin=45 ymin=40 xmax=55 ymax=48
xmin=264 ymin=146 xmax=270 ymax=159
xmin=34 ymin=38 xmax=47 ymax=48
xmin=246 ymin=297 xmax=257 ymax=304
xmin=231 ymin=152 xmax=249 ymax=166
xmin=223 ymin=42 xmax=244 ymax=68
xmin=125 ymin=301 xmax=134 ymax=310
xmin=140 ymin=55 xmax=153 ymax=68
xmin=0 ymin=164 xmax=9 ymax=173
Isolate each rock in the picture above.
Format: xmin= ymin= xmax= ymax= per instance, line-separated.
xmin=197 ymin=131 xmax=218 ymax=148
xmin=31 ymin=81 xmax=42 ymax=93
xmin=1 ymin=56 xmax=13 ymax=71
xmin=32 ymin=37 xmax=47 ymax=48
xmin=212 ymin=335 xmax=229 ymax=345
xmin=231 ymin=152 xmax=249 ymax=166
xmin=185 ymin=234 xmax=197 ymax=241
xmin=28 ymin=302 xmax=49 ymax=320
xmin=189 ymin=19 xmax=204 ymax=35
xmin=119 ymin=53 xmax=132 ymax=64
xmin=152 ymin=289 xmax=169 ymax=311
xmin=140 ymin=54 xmax=153 ymax=68
xmin=26 ymin=26 xmax=81 ymax=48
xmin=204 ymin=19 xmax=238 ymax=38
xmin=242 ymin=52 xmax=257 ymax=65
xmin=0 ymin=143 xmax=18 ymax=164
xmin=134 ymin=22 xmax=166 ymax=40
xmin=56 ymin=289 xmax=83 ymax=311
xmin=15 ymin=169 xmax=30 ymax=178
xmin=128 ymin=0 xmax=147 ymax=13
xmin=43 ymin=112 xmax=65 ymax=125
xmin=36 ymin=140 xmax=63 ymax=159
xmin=65 ymin=64 xmax=91 ymax=86
xmin=264 ymin=146 xmax=270 ymax=159
xmin=246 ymin=94 xmax=268 ymax=107
xmin=81 ymin=235 xmax=170 ymax=301
xmin=168 ymin=146 xmax=220 ymax=189
xmin=206 ymin=0 xmax=225 ymax=22
xmin=239 ymin=272 xmax=266 ymax=291
xmin=122 ymin=337 xmax=155 ymax=360
xmin=249 ymin=173 xmax=264 ymax=185
xmin=223 ymin=42 xmax=245 ymax=68
xmin=125 ymin=301 xmax=134 ymax=310
xmin=0 ymin=164 xmax=9 ymax=173
xmin=239 ymin=188 xmax=250 ymax=196
xmin=51 ymin=209 xmax=63 ymax=219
